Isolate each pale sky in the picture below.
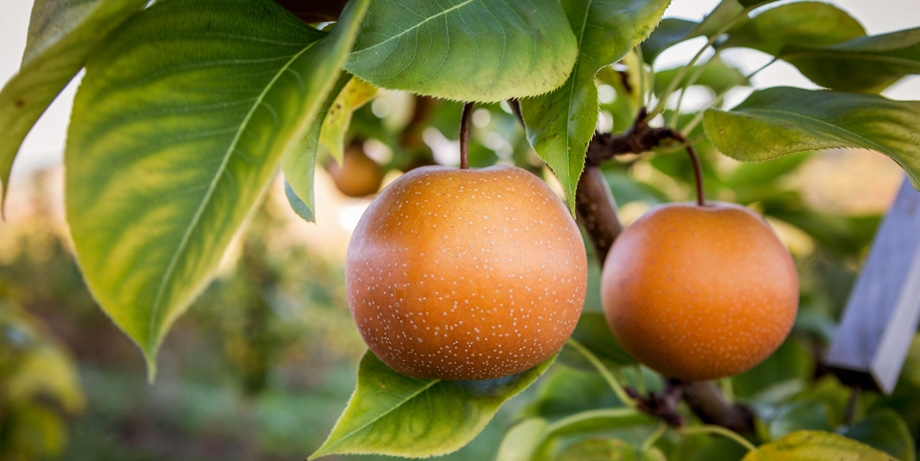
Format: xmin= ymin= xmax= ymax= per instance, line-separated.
xmin=1 ymin=0 xmax=918 ymax=184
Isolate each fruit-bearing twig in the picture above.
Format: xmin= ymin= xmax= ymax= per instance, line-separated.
xmin=626 ymin=380 xmax=685 ymax=427
xmin=679 ymin=379 xmax=755 ymax=434
xmin=459 ymin=102 xmax=474 ymax=170
xmin=505 ymin=101 xmax=754 ymax=434
xmin=579 ymin=109 xmax=754 ymax=435
xmin=575 ymin=167 xmax=623 ymax=263
xmin=586 ymin=107 xmax=705 ymax=206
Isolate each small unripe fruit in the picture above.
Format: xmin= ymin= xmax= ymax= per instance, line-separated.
xmin=326 ymin=145 xmax=384 ymax=197
xmin=600 ymin=202 xmax=798 ymax=382
xmin=346 ymin=165 xmax=587 ymax=380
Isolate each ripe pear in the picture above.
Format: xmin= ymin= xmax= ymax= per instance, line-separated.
xmin=601 ymin=202 xmax=798 ymax=381
xmin=326 ymin=145 xmax=384 ymax=198
xmin=346 ymin=165 xmax=587 ymax=380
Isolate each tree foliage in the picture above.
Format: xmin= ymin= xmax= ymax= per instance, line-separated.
xmin=1 ymin=0 xmax=919 ymax=459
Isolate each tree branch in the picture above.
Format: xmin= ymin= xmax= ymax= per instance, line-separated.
xmin=679 ymin=380 xmax=755 ymax=434
xmin=576 ymin=109 xmax=755 ymax=435
xmin=575 ymin=166 xmax=622 ymax=264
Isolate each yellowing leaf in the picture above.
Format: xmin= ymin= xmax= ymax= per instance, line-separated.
xmin=743 ymin=431 xmax=896 ymax=461
xmin=319 ymin=76 xmax=377 ymax=163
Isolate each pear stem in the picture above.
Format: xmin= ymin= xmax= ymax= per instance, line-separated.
xmin=669 ymin=130 xmax=706 ymax=207
xmin=689 ymin=144 xmax=706 ymax=207
xmin=459 ymin=102 xmax=474 ymax=170
xmin=584 ymin=107 xmax=706 ymax=206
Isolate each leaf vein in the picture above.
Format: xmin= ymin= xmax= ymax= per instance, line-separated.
xmin=327 ymin=380 xmax=441 ymax=452
xmin=146 ymin=40 xmax=319 ymax=348
xmin=354 ymin=0 xmax=476 ymax=54
xmin=743 ymin=108 xmax=890 ymax=153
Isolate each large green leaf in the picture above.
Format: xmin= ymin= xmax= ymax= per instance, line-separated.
xmin=778 ymin=28 xmax=920 ymax=93
xmin=743 ymin=430 xmax=896 ymax=461
xmin=721 ymin=2 xmax=865 ymax=56
xmin=310 ymin=351 xmax=555 ymax=459
xmin=344 ymin=0 xmax=578 ymax=102
xmin=521 ymin=0 xmax=670 ymax=211
xmin=65 ymin=0 xmax=369 ymax=377
xmin=0 ymin=0 xmax=145 ymax=209
xmin=703 ymin=87 xmax=920 ymax=189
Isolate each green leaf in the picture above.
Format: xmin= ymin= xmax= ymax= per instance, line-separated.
xmin=779 ymin=28 xmax=920 ymax=93
xmin=283 ymin=179 xmax=314 ymax=222
xmin=310 ymin=350 xmax=556 ymax=459
xmin=693 ymin=0 xmax=745 ymax=39
xmin=496 ymin=418 xmax=552 ymax=461
xmin=524 ymin=368 xmax=625 ymax=419
xmin=743 ymin=430 xmax=897 ymax=461
xmin=702 ymin=87 xmax=920 ymax=190
xmin=64 ymin=0 xmax=369 ymax=378
xmin=496 ymin=409 xmax=654 ymax=461
xmin=641 ymin=0 xmax=756 ymax=64
xmin=843 ymin=409 xmax=915 ymax=461
xmin=521 ymin=0 xmax=671 ymax=211
xmin=282 ymin=72 xmax=352 ymax=223
xmin=639 ymin=0 xmax=765 ymax=64
xmin=732 ymin=339 xmax=813 ymax=399
xmin=769 ymin=402 xmax=833 ymax=440
xmin=319 ymin=76 xmax=376 ymax=163
xmin=721 ymin=2 xmax=865 ymax=56
xmin=545 ymin=408 xmax=654 ymax=439
xmin=795 ymin=376 xmax=862 ymax=428
xmin=653 ymin=58 xmax=749 ymax=96
xmin=344 ymin=0 xmax=578 ymax=102
xmin=640 ymin=18 xmax=698 ymax=63
xmin=689 ymin=437 xmax=751 ymax=461
xmin=556 ymin=438 xmax=666 ymax=461
xmin=736 ymin=0 xmax=780 ymax=7
xmin=0 ymin=0 xmax=145 ymax=209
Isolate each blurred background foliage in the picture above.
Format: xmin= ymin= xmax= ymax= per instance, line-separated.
xmin=0 ymin=80 xmax=913 ymax=459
